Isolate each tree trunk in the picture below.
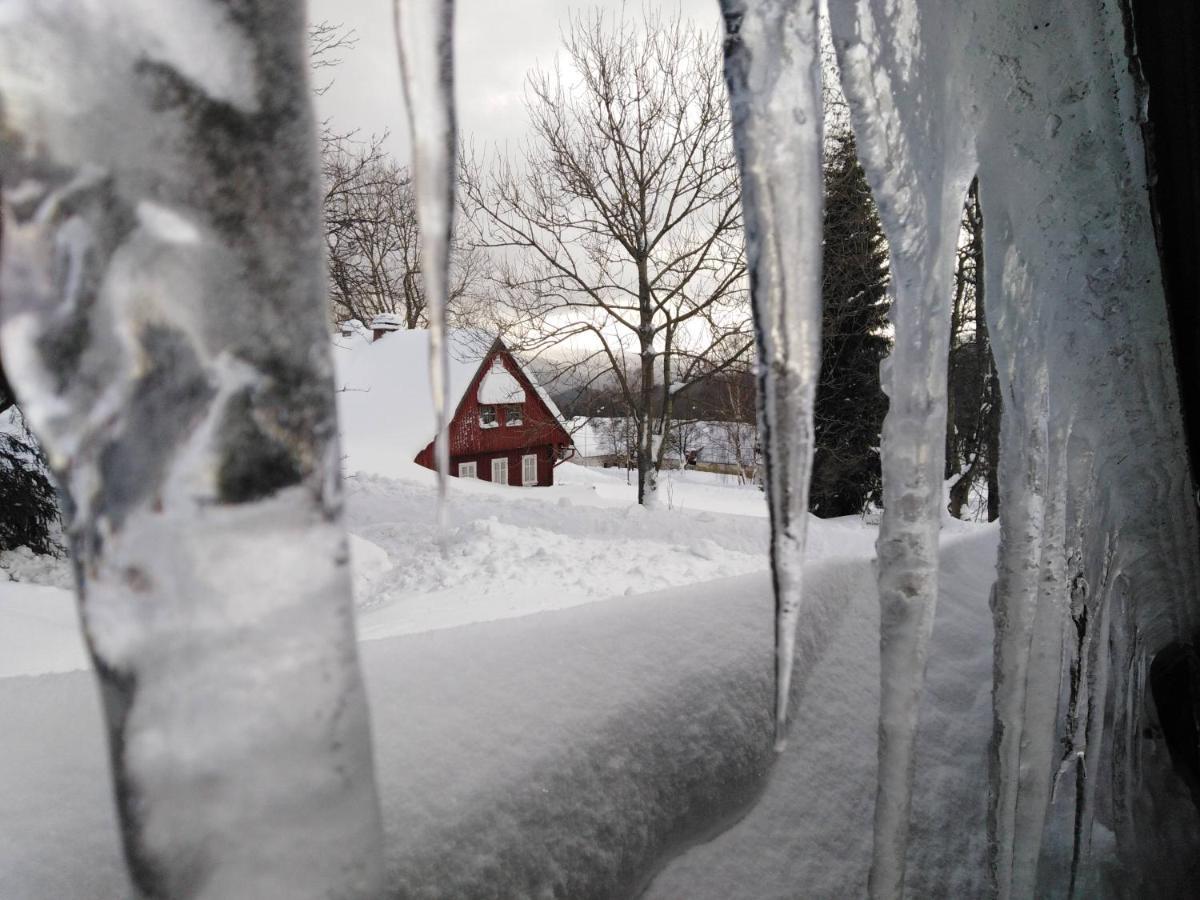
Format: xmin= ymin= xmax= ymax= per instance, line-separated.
xmin=637 ymin=258 xmax=658 ymax=506
xmin=0 ymin=5 xmax=385 ymax=897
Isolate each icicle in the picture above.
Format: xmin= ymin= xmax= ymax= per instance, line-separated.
xmin=1007 ymin=415 xmax=1071 ymax=899
xmin=827 ymin=17 xmax=970 ymax=895
xmin=0 ymin=3 xmax=385 ymax=895
xmin=394 ymin=0 xmax=456 ymax=527
xmin=987 ymin=360 xmax=1050 ymax=898
xmin=717 ymin=0 xmax=824 ymax=751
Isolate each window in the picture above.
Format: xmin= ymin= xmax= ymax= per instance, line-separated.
xmin=522 ymin=454 xmax=538 ymax=486
xmin=505 ymin=404 xmax=523 ymax=426
xmin=480 ymin=405 xmax=498 ymax=428
xmin=457 ymin=461 xmax=477 ymax=480
xmin=491 ymin=457 xmax=509 ymax=485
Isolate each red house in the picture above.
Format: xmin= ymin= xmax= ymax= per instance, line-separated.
xmin=334 ymin=322 xmax=573 ymax=486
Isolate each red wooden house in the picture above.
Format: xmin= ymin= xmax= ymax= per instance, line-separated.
xmin=334 ymin=321 xmax=573 ymax=486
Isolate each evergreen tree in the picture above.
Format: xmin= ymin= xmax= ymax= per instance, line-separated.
xmin=809 ymin=130 xmax=892 ymax=517
xmin=0 ymin=399 xmax=60 ymax=556
xmin=1 ymin=212 xmax=60 ymax=555
xmin=945 ymin=177 xmax=1000 ymax=520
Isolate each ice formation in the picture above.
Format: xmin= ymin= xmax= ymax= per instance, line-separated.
xmin=721 ymin=0 xmax=1199 ymax=895
xmin=393 ymin=0 xmax=458 ymax=512
xmin=0 ymin=2 xmax=385 ymax=897
xmin=2 ymin=0 xmax=1198 ymax=897
xmin=717 ymin=0 xmax=825 ymax=749
xmin=832 ymin=1 xmax=1197 ymax=896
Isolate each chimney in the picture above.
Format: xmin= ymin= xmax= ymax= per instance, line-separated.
xmin=369 ymin=314 xmax=402 ymax=342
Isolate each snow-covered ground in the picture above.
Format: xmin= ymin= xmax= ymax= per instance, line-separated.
xmin=1 ymin=462 xmax=878 ymax=669
xmin=0 ymin=461 xmax=996 ymax=897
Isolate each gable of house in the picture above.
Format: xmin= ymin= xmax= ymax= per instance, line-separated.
xmin=416 ymin=344 xmax=571 ymax=471
xmin=333 ymin=327 xmax=568 ymax=481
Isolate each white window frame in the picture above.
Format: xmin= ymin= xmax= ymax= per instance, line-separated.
xmin=480 ymin=405 xmax=498 ymax=429
xmin=505 ymin=404 xmax=523 ymax=427
xmin=491 ymin=457 xmax=509 ymax=485
xmin=522 ymin=454 xmax=538 ymax=486
xmin=457 ymin=461 xmax=477 ymax=480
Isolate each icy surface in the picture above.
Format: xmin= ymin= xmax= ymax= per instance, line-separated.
xmin=0 ymin=2 xmax=385 ymax=895
xmin=821 ymin=0 xmax=1200 ymax=894
xmin=718 ymin=0 xmax=825 ymax=749
xmin=393 ymin=0 xmax=457 ymax=498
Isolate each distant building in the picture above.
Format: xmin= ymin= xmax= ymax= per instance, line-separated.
xmin=334 ymin=323 xmax=572 ymax=485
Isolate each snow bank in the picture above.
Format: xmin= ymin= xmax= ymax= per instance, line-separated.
xmin=0 ymin=583 xmax=87 ymax=678
xmin=646 ymin=528 xmax=999 ymax=898
xmin=0 ymin=527 xmax=1003 ymax=899
xmin=0 ymin=546 xmax=72 ymax=588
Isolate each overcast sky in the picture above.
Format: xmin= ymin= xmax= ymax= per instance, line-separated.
xmin=309 ymin=0 xmax=721 ymax=162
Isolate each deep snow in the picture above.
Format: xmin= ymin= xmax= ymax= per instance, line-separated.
xmin=0 ymin=462 xmax=998 ymax=898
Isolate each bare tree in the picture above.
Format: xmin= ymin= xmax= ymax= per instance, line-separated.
xmin=323 ymin=148 xmax=484 ymax=328
xmin=310 ymin=24 xmax=482 ymax=332
xmin=462 ymin=8 xmax=751 ymax=506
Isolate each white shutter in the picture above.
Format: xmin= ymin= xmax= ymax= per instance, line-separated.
xmin=522 ymin=454 xmax=538 ymax=486
xmin=491 ymin=457 xmax=508 ymax=485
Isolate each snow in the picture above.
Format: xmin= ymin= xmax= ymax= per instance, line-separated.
xmin=0 ymin=583 xmax=88 ymax=678
xmin=0 ymin=545 xmax=72 ymax=588
xmin=333 ymin=328 xmax=488 ymax=467
xmin=3 ymin=0 xmax=1197 ymax=894
xmin=0 ymin=478 xmax=1000 ymax=898
xmin=476 ymin=359 xmax=526 ymax=404
xmin=645 ymin=527 xmax=1000 ymax=899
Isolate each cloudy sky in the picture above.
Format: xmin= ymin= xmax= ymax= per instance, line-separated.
xmin=309 ymin=0 xmax=721 ymax=162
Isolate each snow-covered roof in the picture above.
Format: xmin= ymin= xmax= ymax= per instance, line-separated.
xmin=478 ymin=361 xmax=526 ymax=405
xmin=333 ymin=328 xmax=565 ymax=477
xmin=370 ymin=314 xmax=404 ymax=330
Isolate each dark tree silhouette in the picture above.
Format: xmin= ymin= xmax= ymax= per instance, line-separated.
xmin=809 ymin=130 xmax=891 ymax=517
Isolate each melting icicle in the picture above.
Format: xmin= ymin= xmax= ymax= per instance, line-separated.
xmin=394 ymin=0 xmax=457 ymax=527
xmin=717 ymin=0 xmax=824 ymax=750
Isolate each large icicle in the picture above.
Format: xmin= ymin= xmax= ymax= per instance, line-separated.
xmin=394 ymin=0 xmax=457 ymax=517
xmin=826 ymin=5 xmax=973 ymax=895
xmin=0 ymin=2 xmax=385 ymax=896
xmin=717 ymin=0 xmax=824 ymax=750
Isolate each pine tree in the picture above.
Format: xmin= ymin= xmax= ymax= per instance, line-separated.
xmin=0 ymin=400 xmax=60 ymax=556
xmin=1 ymin=230 xmax=60 ymax=556
xmin=809 ymin=130 xmax=892 ymax=517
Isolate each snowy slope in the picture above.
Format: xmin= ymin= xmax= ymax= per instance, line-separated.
xmin=0 ymin=527 xmax=999 ymax=899
xmin=1 ymin=463 xmax=872 ymax=673
xmin=645 ymin=528 xmax=999 ymax=898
